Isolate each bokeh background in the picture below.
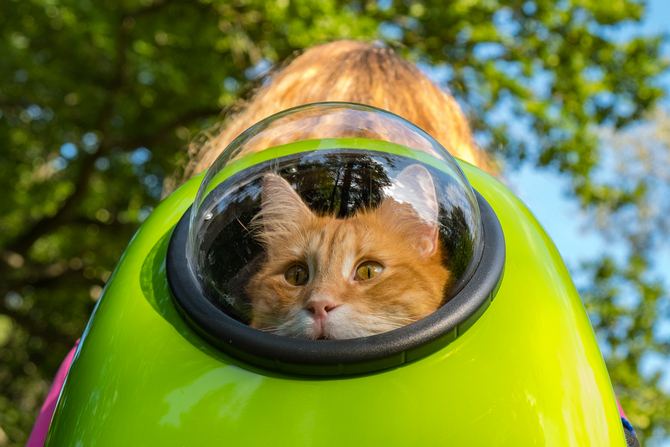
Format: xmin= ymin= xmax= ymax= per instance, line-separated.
xmin=1 ymin=0 xmax=669 ymax=445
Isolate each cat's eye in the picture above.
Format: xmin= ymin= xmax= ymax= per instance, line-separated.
xmin=284 ymin=264 xmax=309 ymax=286
xmin=355 ymin=261 xmax=384 ymax=281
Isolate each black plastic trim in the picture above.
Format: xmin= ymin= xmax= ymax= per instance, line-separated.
xmin=166 ymin=190 xmax=505 ymax=375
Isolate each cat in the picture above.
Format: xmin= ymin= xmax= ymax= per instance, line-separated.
xmin=246 ymin=164 xmax=451 ymax=340
xmin=167 ymin=40 xmax=489 ymax=339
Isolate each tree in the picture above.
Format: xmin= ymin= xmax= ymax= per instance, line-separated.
xmin=0 ymin=0 xmax=666 ymax=444
xmin=580 ymin=108 xmax=670 ymax=444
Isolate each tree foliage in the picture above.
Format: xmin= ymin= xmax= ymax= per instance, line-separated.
xmin=580 ymin=109 xmax=670 ymax=444
xmin=0 ymin=0 xmax=666 ymax=444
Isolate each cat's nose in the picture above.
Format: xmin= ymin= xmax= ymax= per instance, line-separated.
xmin=306 ymin=300 xmax=339 ymax=320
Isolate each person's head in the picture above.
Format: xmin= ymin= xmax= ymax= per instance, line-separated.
xmin=173 ymin=40 xmax=490 ymax=192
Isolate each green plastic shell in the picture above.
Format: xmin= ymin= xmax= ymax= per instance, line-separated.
xmin=46 ymin=139 xmax=626 ymax=446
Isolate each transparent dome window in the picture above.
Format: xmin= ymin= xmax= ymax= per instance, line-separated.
xmin=187 ymin=103 xmax=482 ymax=340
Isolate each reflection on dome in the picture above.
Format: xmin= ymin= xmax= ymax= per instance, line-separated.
xmin=186 ymin=103 xmax=482 ymax=338
xmin=190 ymin=146 xmax=481 ymax=331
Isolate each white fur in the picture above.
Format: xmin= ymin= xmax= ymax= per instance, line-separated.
xmin=341 ymin=253 xmax=356 ymax=280
xmin=265 ymin=304 xmax=414 ymax=340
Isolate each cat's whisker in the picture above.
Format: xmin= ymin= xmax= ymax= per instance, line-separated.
xmin=361 ymin=313 xmax=416 ymax=323
xmin=361 ymin=218 xmax=382 ymax=242
xmin=236 ymin=218 xmax=250 ymax=232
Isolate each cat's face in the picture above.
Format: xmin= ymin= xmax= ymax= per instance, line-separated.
xmin=246 ymin=165 xmax=450 ymax=340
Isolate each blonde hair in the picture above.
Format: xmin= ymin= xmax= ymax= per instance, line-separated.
xmin=173 ymin=40 xmax=491 ymax=191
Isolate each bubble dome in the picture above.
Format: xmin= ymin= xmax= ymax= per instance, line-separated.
xmin=185 ymin=103 xmax=483 ymax=327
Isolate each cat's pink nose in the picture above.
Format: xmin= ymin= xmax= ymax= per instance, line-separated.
xmin=306 ymin=300 xmax=339 ymax=320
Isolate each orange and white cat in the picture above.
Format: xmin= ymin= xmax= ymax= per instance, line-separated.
xmin=172 ymin=40 xmax=491 ymax=339
xmin=246 ymin=164 xmax=450 ymax=340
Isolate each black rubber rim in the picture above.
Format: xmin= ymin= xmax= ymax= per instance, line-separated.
xmin=166 ymin=190 xmax=505 ymax=376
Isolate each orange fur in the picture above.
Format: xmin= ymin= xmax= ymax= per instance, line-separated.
xmin=246 ymin=170 xmax=450 ymax=340
xmin=170 ymin=40 xmax=491 ymax=337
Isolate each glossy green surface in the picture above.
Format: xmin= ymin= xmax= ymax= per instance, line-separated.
xmin=46 ymin=141 xmax=625 ymax=446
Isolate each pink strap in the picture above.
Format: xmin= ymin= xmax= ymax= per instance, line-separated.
xmin=26 ymin=339 xmax=80 ymax=447
xmin=615 ymin=394 xmax=628 ymax=420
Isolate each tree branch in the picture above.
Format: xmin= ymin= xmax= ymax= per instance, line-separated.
xmin=6 ymin=156 xmax=102 ymax=255
xmin=1 ymin=306 xmax=80 ymax=348
xmin=129 ymin=0 xmax=177 ymax=19
xmin=112 ymin=106 xmax=222 ymax=149
xmin=70 ymin=216 xmax=129 ymax=230
xmin=1 ymin=261 xmax=107 ymax=296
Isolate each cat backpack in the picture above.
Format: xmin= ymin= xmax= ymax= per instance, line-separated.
xmin=43 ymin=104 xmax=637 ymax=446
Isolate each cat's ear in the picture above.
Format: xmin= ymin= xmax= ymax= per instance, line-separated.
xmin=258 ymin=173 xmax=313 ymax=240
xmin=386 ymin=164 xmax=440 ymax=258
